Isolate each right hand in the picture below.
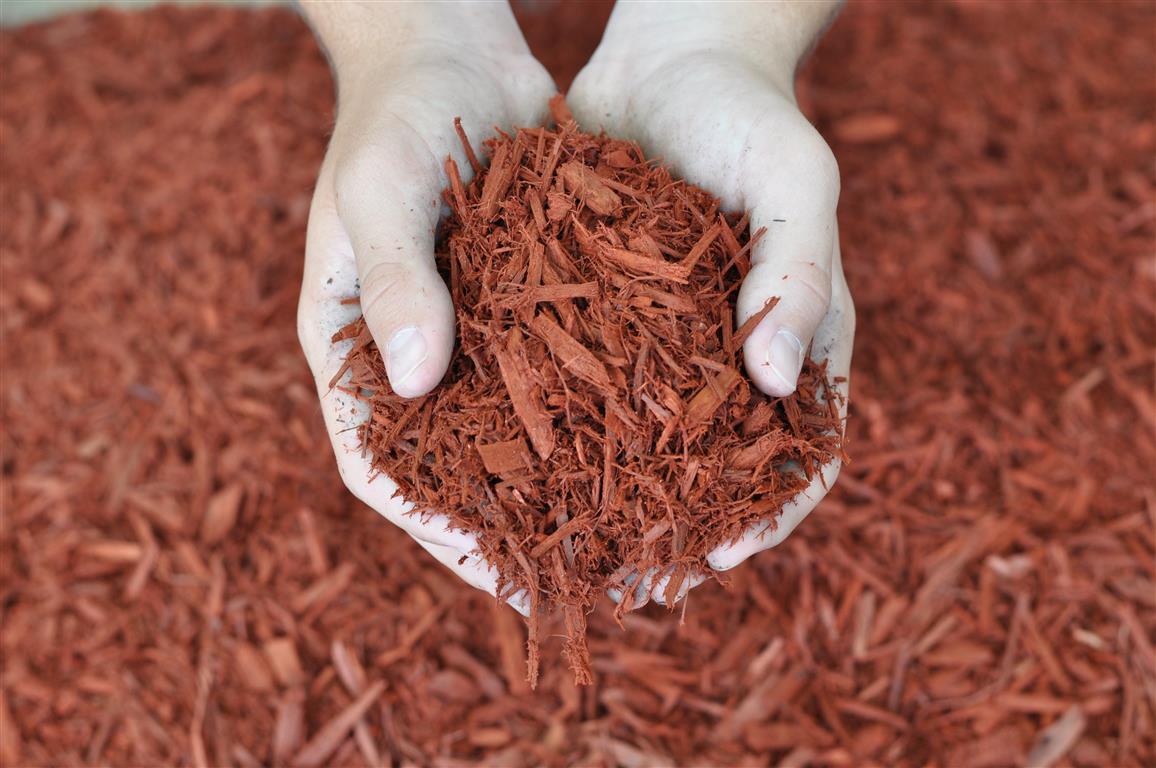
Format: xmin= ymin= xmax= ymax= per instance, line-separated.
xmin=296 ymin=3 xmax=554 ymax=613
xmin=567 ymin=0 xmax=853 ymax=609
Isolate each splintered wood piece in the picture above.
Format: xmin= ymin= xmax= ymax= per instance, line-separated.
xmin=1026 ymin=705 xmax=1087 ymax=767
xmin=479 ymin=141 xmax=514 ymax=220
xmin=681 ymin=223 xmax=722 ymax=272
xmin=291 ymin=681 xmax=386 ymax=768
xmin=604 ymin=148 xmax=635 ymax=168
xmin=292 ymin=561 xmax=355 ymax=615
xmin=453 ymin=116 xmax=481 ymax=175
xmin=202 ymin=484 xmax=243 ymax=544
xmin=264 ymin=639 xmax=306 ymax=687
xmin=599 ymin=246 xmax=692 ymax=284
xmin=559 ymin=161 xmax=622 ymax=216
xmin=530 ymin=313 xmax=611 ymax=388
xmin=445 ymin=156 xmax=468 ymax=216
xmin=530 ymin=516 xmax=589 ymax=559
xmin=685 ymin=367 xmax=744 ymax=427
xmin=732 ymin=297 xmax=781 ymax=353
xmin=271 ymin=695 xmax=305 ymax=765
xmin=330 ymin=640 xmax=368 ymax=695
xmin=523 ymin=282 xmax=597 ymax=303
xmin=477 ymin=438 xmax=532 ymax=475
xmin=233 ymin=643 xmax=275 ymax=691
xmin=494 ymin=332 xmax=555 ymax=461
xmin=549 ymin=93 xmax=574 ymax=125
xmin=610 ymin=274 xmax=697 ymax=313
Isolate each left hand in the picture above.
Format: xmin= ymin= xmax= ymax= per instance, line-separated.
xmin=567 ymin=2 xmax=854 ymax=607
xmin=296 ymin=1 xmax=555 ymax=614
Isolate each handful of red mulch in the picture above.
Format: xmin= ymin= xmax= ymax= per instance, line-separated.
xmin=332 ymin=98 xmax=844 ymax=684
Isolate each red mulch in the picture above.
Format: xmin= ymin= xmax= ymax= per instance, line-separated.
xmin=335 ymin=100 xmax=844 ymax=686
xmin=1 ymin=1 xmax=1153 ymax=766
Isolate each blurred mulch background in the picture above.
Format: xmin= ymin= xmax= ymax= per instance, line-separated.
xmin=1 ymin=1 xmax=1153 ymax=765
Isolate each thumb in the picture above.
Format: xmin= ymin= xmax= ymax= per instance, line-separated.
xmin=737 ymin=235 xmax=834 ymax=397
xmin=334 ymin=142 xmax=455 ymax=398
xmin=738 ymin=135 xmax=840 ymax=397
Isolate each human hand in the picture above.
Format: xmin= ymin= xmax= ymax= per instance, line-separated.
xmin=567 ymin=1 xmax=853 ymax=607
xmin=296 ymin=2 xmax=553 ymax=613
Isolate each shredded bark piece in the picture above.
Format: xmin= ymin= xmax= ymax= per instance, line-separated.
xmin=492 ymin=330 xmax=557 ymax=462
xmin=476 ymin=438 xmax=533 ymax=476
xmin=529 ymin=313 xmax=611 ymax=389
xmin=558 ymin=160 xmax=622 ymax=216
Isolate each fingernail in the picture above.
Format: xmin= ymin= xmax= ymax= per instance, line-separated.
xmin=767 ymin=329 xmax=804 ymax=393
xmin=387 ymin=326 xmax=428 ymax=390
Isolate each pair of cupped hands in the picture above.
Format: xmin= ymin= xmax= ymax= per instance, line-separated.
xmin=297 ymin=3 xmax=853 ymax=614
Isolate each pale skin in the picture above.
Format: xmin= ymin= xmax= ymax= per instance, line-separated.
xmin=297 ymin=1 xmax=852 ymax=612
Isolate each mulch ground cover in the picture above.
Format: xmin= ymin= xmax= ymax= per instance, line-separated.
xmin=1 ymin=1 xmax=1152 ymax=766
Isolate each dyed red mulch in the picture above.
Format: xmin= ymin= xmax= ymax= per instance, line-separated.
xmin=1 ymin=1 xmax=1152 ymax=766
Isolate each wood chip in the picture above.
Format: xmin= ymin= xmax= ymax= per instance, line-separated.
xmin=292 ymin=681 xmax=385 ymax=768
xmin=1026 ymin=705 xmax=1087 ymax=768
xmin=263 ymin=638 xmax=306 ymax=687
xmin=201 ymin=484 xmax=244 ymax=545
xmin=559 ymin=160 xmax=621 ymax=216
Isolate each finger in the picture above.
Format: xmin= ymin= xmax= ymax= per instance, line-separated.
xmin=811 ymin=239 xmax=855 ymax=389
xmin=707 ymin=457 xmax=843 ymax=571
xmin=738 ymin=129 xmax=840 ymax=397
xmin=606 ymin=570 xmax=653 ymax=611
xmin=708 ymin=242 xmax=853 ymax=571
xmin=414 ymin=539 xmax=531 ymax=617
xmin=298 ymin=159 xmax=478 ymax=553
xmin=608 ymin=567 xmax=707 ymax=609
xmin=333 ymin=125 xmax=455 ymax=399
xmin=649 ymin=569 xmax=707 ymax=607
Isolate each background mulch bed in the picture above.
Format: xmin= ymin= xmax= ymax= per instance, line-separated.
xmin=1 ymin=1 xmax=1153 ymax=765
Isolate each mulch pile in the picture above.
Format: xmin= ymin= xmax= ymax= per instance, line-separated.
xmin=334 ymin=98 xmax=844 ymax=685
xmin=1 ymin=1 xmax=1153 ymax=766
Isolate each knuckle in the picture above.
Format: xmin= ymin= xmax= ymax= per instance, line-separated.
xmin=812 ymin=139 xmax=841 ymax=201
xmin=830 ymin=275 xmax=856 ymax=339
xmin=359 ymin=260 xmax=419 ymax=325
xmin=295 ymin=303 xmax=311 ymax=358
xmin=333 ymin=147 xmax=383 ymax=203
xmin=785 ymin=259 xmax=833 ymax=313
xmin=842 ymin=294 xmax=857 ymax=338
xmin=361 ymin=258 xmax=414 ymax=295
xmin=784 ymin=126 xmax=841 ymax=205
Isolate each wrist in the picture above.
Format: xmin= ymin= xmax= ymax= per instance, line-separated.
xmin=595 ymin=1 xmax=841 ymax=97
xmin=300 ymin=1 xmax=531 ymax=90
